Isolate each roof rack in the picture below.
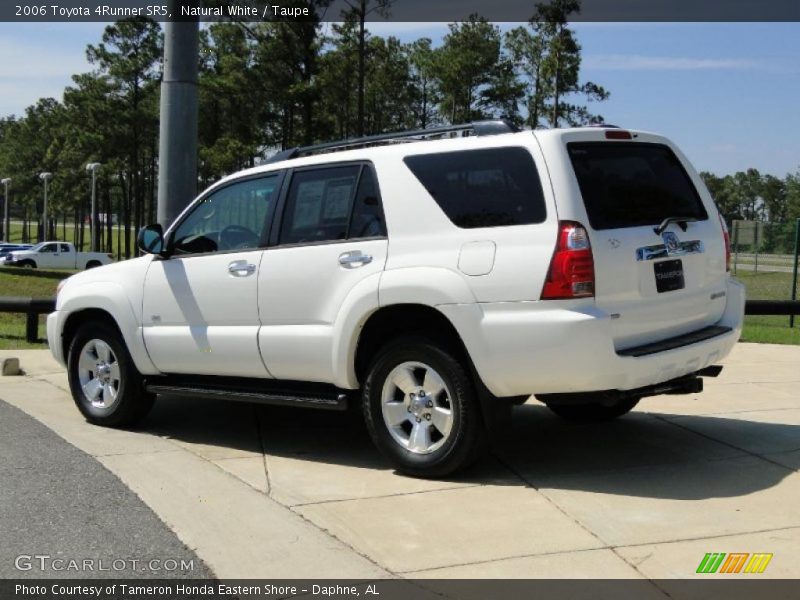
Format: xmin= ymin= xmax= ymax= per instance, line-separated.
xmin=264 ymin=119 xmax=520 ymax=164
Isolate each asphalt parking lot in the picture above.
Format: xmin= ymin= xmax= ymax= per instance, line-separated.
xmin=0 ymin=343 xmax=798 ymax=583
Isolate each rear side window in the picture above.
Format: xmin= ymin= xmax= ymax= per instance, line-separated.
xmin=403 ymin=147 xmax=547 ymax=229
xmin=567 ymin=142 xmax=708 ymax=230
xmin=349 ymin=168 xmax=387 ymax=239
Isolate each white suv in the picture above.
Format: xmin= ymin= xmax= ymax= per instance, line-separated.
xmin=47 ymin=122 xmax=744 ymax=477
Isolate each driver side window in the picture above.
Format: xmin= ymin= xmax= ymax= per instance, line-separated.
xmin=172 ymin=175 xmax=280 ymax=255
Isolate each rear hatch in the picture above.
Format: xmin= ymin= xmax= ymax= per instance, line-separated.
xmin=565 ymin=137 xmax=727 ymax=351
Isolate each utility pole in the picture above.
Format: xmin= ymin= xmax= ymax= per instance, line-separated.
xmin=39 ymin=172 xmax=52 ymax=242
xmin=157 ymin=4 xmax=199 ymax=229
xmin=1 ymin=178 xmax=10 ymax=242
xmin=86 ymin=163 xmax=101 ymax=251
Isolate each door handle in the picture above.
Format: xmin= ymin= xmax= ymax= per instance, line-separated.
xmin=228 ymin=260 xmax=256 ymax=277
xmin=338 ymin=251 xmax=373 ymax=269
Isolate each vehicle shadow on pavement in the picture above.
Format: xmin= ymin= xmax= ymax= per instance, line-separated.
xmin=140 ymin=395 xmax=797 ymax=499
xmin=493 ymin=404 xmax=799 ymax=499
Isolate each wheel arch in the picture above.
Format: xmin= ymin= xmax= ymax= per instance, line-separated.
xmin=353 ymin=304 xmax=471 ymax=385
xmin=57 ymin=283 xmax=159 ymax=375
xmin=61 ymin=308 xmax=123 ymax=362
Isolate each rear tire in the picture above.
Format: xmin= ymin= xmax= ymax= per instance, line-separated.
xmin=85 ymin=260 xmax=101 ymax=269
xmin=362 ymin=335 xmax=485 ymax=478
xmin=546 ymin=396 xmax=639 ymax=423
xmin=67 ymin=321 xmax=155 ymax=427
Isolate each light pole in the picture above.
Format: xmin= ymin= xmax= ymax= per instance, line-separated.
xmin=86 ymin=163 xmax=101 ymax=251
xmin=39 ymin=172 xmax=53 ymax=242
xmin=158 ymin=6 xmax=199 ymax=227
xmin=1 ymin=178 xmax=10 ymax=242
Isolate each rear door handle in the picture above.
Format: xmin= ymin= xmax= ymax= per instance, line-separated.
xmin=228 ymin=260 xmax=256 ymax=277
xmin=338 ymin=251 xmax=373 ymax=269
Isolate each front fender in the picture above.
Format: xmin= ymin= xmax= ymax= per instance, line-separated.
xmin=55 ymin=281 xmax=159 ymax=375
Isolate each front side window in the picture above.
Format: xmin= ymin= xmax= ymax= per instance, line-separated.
xmin=39 ymin=244 xmax=57 ymax=253
xmin=172 ymin=175 xmax=280 ymax=255
xmin=403 ymin=147 xmax=547 ymax=229
xmin=279 ymin=165 xmax=362 ymax=245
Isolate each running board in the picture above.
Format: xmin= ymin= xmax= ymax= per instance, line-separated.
xmin=144 ymin=376 xmax=350 ymax=411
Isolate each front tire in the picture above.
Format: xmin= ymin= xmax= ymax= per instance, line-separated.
xmin=67 ymin=321 xmax=155 ymax=427
xmin=546 ymin=396 xmax=639 ymax=423
xmin=18 ymin=260 xmax=36 ymax=269
xmin=362 ymin=336 xmax=484 ymax=478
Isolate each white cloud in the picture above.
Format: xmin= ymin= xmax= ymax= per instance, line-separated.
xmin=584 ymin=54 xmax=759 ymax=71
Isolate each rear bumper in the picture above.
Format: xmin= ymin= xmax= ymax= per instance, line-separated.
xmin=439 ymin=278 xmax=744 ymax=397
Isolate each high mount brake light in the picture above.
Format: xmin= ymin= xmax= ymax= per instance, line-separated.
xmin=541 ymin=221 xmax=595 ymax=300
xmin=605 ymin=130 xmax=632 ymax=140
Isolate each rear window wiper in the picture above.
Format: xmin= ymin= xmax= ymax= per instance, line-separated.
xmin=654 ymin=216 xmax=698 ymax=235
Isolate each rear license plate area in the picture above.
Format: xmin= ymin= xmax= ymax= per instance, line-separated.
xmin=654 ymin=259 xmax=684 ymax=293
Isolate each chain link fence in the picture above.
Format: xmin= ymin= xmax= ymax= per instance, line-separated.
xmin=729 ymin=219 xmax=800 ymax=328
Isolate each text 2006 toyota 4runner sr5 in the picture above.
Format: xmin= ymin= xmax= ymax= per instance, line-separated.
xmin=48 ymin=121 xmax=744 ymax=477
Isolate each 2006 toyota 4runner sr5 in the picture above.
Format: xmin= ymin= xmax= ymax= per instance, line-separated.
xmin=48 ymin=122 xmax=744 ymax=477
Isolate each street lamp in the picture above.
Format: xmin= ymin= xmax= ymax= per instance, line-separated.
xmin=39 ymin=172 xmax=53 ymax=242
xmin=1 ymin=178 xmax=10 ymax=242
xmin=86 ymin=163 xmax=101 ymax=251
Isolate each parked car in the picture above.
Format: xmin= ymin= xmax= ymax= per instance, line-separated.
xmin=4 ymin=241 xmax=113 ymax=270
xmin=0 ymin=243 xmax=32 ymax=260
xmin=47 ymin=122 xmax=744 ymax=477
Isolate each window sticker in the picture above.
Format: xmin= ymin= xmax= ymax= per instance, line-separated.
xmin=292 ymin=180 xmax=326 ymax=230
xmin=322 ymin=177 xmax=356 ymax=221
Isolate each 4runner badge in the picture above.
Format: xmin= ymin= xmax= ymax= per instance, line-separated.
xmin=662 ymin=231 xmax=680 ymax=254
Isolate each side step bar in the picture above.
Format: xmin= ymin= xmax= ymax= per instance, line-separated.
xmin=144 ymin=376 xmax=350 ymax=411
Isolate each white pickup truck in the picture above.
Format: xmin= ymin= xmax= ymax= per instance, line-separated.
xmin=4 ymin=241 xmax=113 ymax=270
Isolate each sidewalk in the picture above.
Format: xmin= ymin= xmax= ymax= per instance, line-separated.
xmin=0 ymin=343 xmax=798 ymax=583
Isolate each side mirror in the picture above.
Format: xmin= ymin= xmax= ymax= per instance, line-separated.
xmin=137 ymin=224 xmax=165 ymax=256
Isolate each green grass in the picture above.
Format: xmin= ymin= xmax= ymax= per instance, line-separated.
xmin=0 ymin=267 xmax=72 ymax=349
xmin=733 ymin=270 xmax=800 ymax=345
xmin=740 ymin=315 xmax=800 ymax=345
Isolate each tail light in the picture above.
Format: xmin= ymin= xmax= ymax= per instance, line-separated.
xmin=541 ymin=221 xmax=595 ymax=299
xmin=718 ymin=213 xmax=731 ymax=272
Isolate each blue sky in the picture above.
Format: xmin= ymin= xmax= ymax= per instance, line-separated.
xmin=0 ymin=21 xmax=798 ymax=177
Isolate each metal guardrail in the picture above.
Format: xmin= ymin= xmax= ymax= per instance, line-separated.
xmin=0 ymin=297 xmax=56 ymax=342
xmin=0 ymin=297 xmax=798 ymax=345
xmin=745 ymin=300 xmax=800 ymax=317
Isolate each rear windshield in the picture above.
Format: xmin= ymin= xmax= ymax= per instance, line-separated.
xmin=403 ymin=147 xmax=547 ymax=229
xmin=567 ymin=142 xmax=708 ymax=230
